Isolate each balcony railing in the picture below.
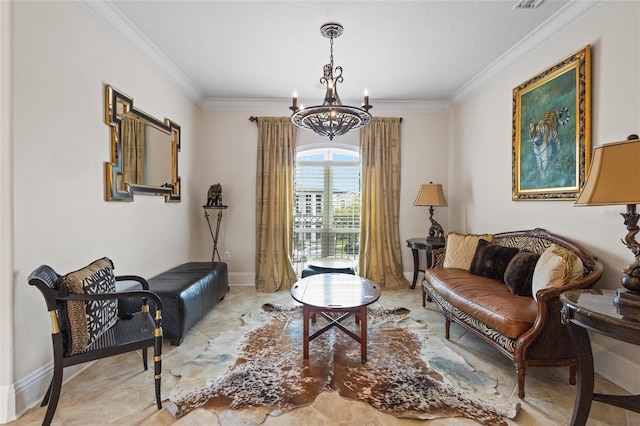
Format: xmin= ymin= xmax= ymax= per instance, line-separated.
xmin=292 ymin=214 xmax=359 ymax=277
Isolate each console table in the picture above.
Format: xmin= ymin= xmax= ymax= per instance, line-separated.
xmin=560 ymin=289 xmax=640 ymax=426
xmin=406 ymin=238 xmax=445 ymax=289
xmin=203 ymin=205 xmax=227 ymax=262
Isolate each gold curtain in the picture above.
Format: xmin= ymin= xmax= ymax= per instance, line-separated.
xmin=121 ymin=112 xmax=145 ymax=185
xmin=255 ymin=117 xmax=298 ymax=292
xmin=359 ymin=117 xmax=409 ymax=289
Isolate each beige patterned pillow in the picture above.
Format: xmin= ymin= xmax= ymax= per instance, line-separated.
xmin=531 ymin=244 xmax=584 ymax=301
xmin=61 ymin=257 xmax=118 ymax=355
xmin=443 ymin=232 xmax=495 ymax=270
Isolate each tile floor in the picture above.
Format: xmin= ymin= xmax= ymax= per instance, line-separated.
xmin=13 ymin=286 xmax=640 ymax=425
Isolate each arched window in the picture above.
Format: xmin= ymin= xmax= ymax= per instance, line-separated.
xmin=293 ymin=142 xmax=360 ymax=275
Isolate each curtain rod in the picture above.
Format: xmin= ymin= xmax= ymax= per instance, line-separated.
xmin=249 ymin=116 xmax=403 ymax=124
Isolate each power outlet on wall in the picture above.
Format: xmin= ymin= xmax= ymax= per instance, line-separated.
xmin=224 ymin=252 xmax=230 ymax=260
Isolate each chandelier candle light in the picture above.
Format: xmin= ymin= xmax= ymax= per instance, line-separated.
xmin=574 ymin=134 xmax=640 ymax=303
xmin=290 ymin=23 xmax=372 ymax=141
xmin=413 ymin=183 xmax=448 ymax=244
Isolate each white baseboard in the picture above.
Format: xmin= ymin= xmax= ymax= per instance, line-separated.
xmin=0 ymin=384 xmax=16 ymax=423
xmin=12 ymin=361 xmax=52 ymax=420
xmin=4 ymin=361 xmax=90 ymax=423
xmin=228 ymin=272 xmax=254 ymax=286
xmin=593 ymin=340 xmax=640 ymax=395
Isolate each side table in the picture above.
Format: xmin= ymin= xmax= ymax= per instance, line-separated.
xmin=406 ymin=238 xmax=445 ymax=289
xmin=560 ymin=289 xmax=640 ymax=426
xmin=203 ymin=205 xmax=228 ymax=262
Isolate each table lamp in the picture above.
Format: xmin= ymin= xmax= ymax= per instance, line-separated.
xmin=413 ymin=182 xmax=448 ymax=244
xmin=575 ymin=134 xmax=640 ymax=298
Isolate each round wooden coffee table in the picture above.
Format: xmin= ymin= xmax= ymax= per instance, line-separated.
xmin=290 ymin=273 xmax=381 ymax=363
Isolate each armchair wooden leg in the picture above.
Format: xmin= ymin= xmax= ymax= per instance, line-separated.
xmin=43 ymin=364 xmax=64 ymax=426
xmin=142 ymin=347 xmax=148 ymax=371
xmin=154 ymin=340 xmax=162 ymax=409
xmin=570 ymin=363 xmax=577 ymax=386
xmin=41 ymin=381 xmax=52 ymax=407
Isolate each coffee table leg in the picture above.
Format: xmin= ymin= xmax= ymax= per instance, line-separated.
xmin=360 ymin=306 xmax=368 ymax=363
xmin=303 ymin=304 xmax=310 ymax=360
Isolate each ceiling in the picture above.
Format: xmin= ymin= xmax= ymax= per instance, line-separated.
xmin=80 ymin=0 xmax=604 ymax=110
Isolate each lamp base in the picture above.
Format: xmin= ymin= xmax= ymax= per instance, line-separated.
xmin=621 ymin=272 xmax=640 ymax=293
xmin=620 ymin=203 xmax=640 ymax=293
xmin=427 ymin=212 xmax=445 ymax=241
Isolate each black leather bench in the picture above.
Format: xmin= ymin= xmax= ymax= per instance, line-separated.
xmin=147 ymin=262 xmax=228 ymax=345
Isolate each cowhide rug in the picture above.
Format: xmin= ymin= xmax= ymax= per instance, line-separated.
xmin=166 ymin=304 xmax=519 ymax=425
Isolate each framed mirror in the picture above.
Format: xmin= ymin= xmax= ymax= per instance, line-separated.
xmin=104 ymin=84 xmax=181 ymax=202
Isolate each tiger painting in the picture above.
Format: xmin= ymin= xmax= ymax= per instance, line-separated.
xmin=528 ymin=107 xmax=570 ymax=175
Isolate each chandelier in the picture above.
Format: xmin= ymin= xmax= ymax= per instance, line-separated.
xmin=290 ymin=23 xmax=372 ymax=141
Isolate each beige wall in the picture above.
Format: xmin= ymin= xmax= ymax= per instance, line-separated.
xmin=0 ymin=1 xmax=15 ymax=422
xmin=449 ymin=0 xmax=640 ymax=393
xmin=6 ymin=1 xmax=201 ymax=417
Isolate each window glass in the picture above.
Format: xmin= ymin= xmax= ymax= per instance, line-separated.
xmin=293 ymin=146 xmax=360 ymax=275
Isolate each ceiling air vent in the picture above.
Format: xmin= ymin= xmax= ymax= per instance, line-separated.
xmin=513 ymin=0 xmax=544 ymax=9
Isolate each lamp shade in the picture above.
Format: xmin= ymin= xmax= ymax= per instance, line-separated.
xmin=575 ymin=138 xmax=640 ymax=206
xmin=413 ymin=183 xmax=448 ymax=207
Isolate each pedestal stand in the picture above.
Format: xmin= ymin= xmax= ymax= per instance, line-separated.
xmin=203 ymin=205 xmax=228 ymax=262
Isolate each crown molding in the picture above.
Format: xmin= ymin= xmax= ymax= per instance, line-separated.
xmin=76 ymin=0 xmax=204 ymax=105
xmin=446 ymin=0 xmax=608 ymax=108
xmin=202 ymin=97 xmax=449 ymax=112
xmin=78 ymin=0 xmax=607 ymax=112
xmin=203 ymin=98 xmax=288 ymax=110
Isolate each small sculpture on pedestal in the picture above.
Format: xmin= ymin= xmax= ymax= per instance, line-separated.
xmin=206 ymin=183 xmax=223 ymax=207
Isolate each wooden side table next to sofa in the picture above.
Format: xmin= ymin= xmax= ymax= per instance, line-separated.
xmin=560 ymin=289 xmax=640 ymax=426
xmin=406 ymin=238 xmax=445 ymax=289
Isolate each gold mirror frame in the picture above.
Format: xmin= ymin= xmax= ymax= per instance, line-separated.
xmin=104 ymin=84 xmax=181 ymax=202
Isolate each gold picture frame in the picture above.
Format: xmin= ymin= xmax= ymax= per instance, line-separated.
xmin=512 ymin=45 xmax=591 ymax=200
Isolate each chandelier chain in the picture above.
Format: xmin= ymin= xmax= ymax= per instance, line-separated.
xmin=329 ymin=34 xmax=334 ymax=70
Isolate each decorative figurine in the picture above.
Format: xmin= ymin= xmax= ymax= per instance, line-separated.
xmin=429 ymin=217 xmax=445 ymax=240
xmin=206 ymin=183 xmax=223 ymax=207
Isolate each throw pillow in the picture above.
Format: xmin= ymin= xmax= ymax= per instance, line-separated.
xmin=531 ymin=244 xmax=584 ymax=301
xmin=504 ymin=250 xmax=541 ymax=296
xmin=469 ymin=239 xmax=519 ymax=282
xmin=443 ymin=232 xmax=495 ymax=270
xmin=61 ymin=257 xmax=118 ymax=355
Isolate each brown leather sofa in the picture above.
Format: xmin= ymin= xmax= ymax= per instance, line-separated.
xmin=422 ymin=228 xmax=603 ymax=399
